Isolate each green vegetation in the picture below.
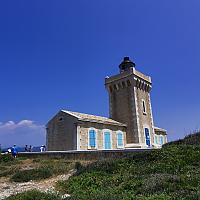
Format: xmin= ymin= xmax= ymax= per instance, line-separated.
xmin=0 ymin=154 xmax=20 ymax=178
xmin=0 ymin=154 xmax=15 ymax=163
xmin=10 ymin=159 xmax=73 ymax=182
xmin=5 ymin=190 xmax=62 ymax=200
xmin=2 ymin=132 xmax=200 ymax=199
xmin=56 ymin=132 xmax=200 ymax=200
xmin=11 ymin=167 xmax=53 ymax=182
xmin=0 ymin=154 xmax=74 ymax=182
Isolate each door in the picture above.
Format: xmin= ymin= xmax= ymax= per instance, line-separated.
xmin=104 ymin=132 xmax=111 ymax=149
xmin=145 ymin=128 xmax=151 ymax=147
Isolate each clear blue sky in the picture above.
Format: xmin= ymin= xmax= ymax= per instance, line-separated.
xmin=0 ymin=0 xmax=200 ymax=147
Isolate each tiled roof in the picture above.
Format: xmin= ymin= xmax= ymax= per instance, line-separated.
xmin=61 ymin=110 xmax=126 ymax=127
xmin=154 ymin=126 xmax=167 ymax=133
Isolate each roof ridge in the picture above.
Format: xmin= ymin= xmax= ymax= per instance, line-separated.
xmin=61 ymin=110 xmax=126 ymax=126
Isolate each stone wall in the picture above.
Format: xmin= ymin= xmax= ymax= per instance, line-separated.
xmin=18 ymin=149 xmax=152 ymax=161
xmin=105 ymin=67 xmax=154 ymax=147
xmin=77 ymin=121 xmax=126 ymax=150
xmin=135 ymin=86 xmax=155 ymax=147
xmin=46 ymin=111 xmax=78 ymax=151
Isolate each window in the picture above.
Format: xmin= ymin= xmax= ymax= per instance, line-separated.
xmin=104 ymin=130 xmax=112 ymax=149
xmin=117 ymin=131 xmax=124 ymax=148
xmin=160 ymin=135 xmax=164 ymax=145
xmin=144 ymin=128 xmax=151 ymax=147
xmin=109 ymin=86 xmax=113 ymax=93
xmin=88 ymin=129 xmax=97 ymax=148
xmin=58 ymin=117 xmax=63 ymax=122
xmin=122 ymin=81 xmax=126 ymax=88
xmin=127 ymin=80 xmax=131 ymax=86
xmin=155 ymin=135 xmax=158 ymax=144
xmin=142 ymin=100 xmax=146 ymax=114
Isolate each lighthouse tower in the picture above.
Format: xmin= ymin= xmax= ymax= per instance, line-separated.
xmin=105 ymin=57 xmax=155 ymax=148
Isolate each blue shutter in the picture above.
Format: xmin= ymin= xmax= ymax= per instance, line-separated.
xmin=89 ymin=129 xmax=96 ymax=148
xmin=117 ymin=132 xmax=123 ymax=147
xmin=160 ymin=136 xmax=164 ymax=145
xmin=104 ymin=132 xmax=111 ymax=149
xmin=155 ymin=135 xmax=158 ymax=144
xmin=145 ymin=128 xmax=151 ymax=147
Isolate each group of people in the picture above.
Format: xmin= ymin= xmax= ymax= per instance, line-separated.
xmin=24 ymin=145 xmax=33 ymax=152
xmin=7 ymin=144 xmax=46 ymax=158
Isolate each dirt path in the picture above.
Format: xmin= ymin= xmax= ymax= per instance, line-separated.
xmin=0 ymin=169 xmax=75 ymax=200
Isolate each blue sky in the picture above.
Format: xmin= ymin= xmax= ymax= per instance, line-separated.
xmin=0 ymin=0 xmax=200 ymax=147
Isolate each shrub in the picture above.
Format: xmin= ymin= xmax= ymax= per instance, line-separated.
xmin=0 ymin=154 xmax=14 ymax=163
xmin=56 ymin=144 xmax=200 ymax=200
xmin=5 ymin=190 xmax=62 ymax=200
xmin=163 ymin=131 xmax=200 ymax=147
xmin=11 ymin=167 xmax=53 ymax=182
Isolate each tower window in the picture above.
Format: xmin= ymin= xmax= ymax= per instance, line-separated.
xmin=109 ymin=86 xmax=113 ymax=93
xmin=127 ymin=80 xmax=131 ymax=86
xmin=122 ymin=81 xmax=126 ymax=88
xmin=142 ymin=100 xmax=146 ymax=114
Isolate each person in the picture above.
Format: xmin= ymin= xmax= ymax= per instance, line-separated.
xmin=11 ymin=144 xmax=18 ymax=158
xmin=25 ymin=145 xmax=28 ymax=152
xmin=40 ymin=145 xmax=46 ymax=152
xmin=28 ymin=145 xmax=33 ymax=152
xmin=40 ymin=145 xmax=44 ymax=152
xmin=7 ymin=148 xmax=11 ymax=154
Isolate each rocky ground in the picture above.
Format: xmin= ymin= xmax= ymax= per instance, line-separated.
xmin=0 ymin=169 xmax=75 ymax=200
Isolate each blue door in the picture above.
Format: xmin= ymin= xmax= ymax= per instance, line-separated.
xmin=145 ymin=128 xmax=151 ymax=147
xmin=104 ymin=132 xmax=111 ymax=149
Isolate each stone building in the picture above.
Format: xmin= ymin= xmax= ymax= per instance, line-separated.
xmin=46 ymin=57 xmax=167 ymax=151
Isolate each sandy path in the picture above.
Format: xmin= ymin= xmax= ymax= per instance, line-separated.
xmin=0 ymin=169 xmax=75 ymax=200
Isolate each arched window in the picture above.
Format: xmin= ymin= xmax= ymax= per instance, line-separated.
xmin=117 ymin=131 xmax=124 ymax=148
xmin=144 ymin=128 xmax=151 ymax=147
xmin=103 ymin=130 xmax=112 ymax=149
xmin=160 ymin=135 xmax=164 ymax=145
xmin=155 ymin=135 xmax=158 ymax=144
xmin=88 ymin=128 xmax=97 ymax=148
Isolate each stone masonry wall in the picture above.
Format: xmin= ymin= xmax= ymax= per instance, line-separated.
xmin=46 ymin=111 xmax=78 ymax=151
xmin=135 ymin=87 xmax=155 ymax=146
xmin=77 ymin=121 xmax=126 ymax=150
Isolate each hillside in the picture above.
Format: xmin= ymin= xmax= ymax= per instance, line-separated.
xmin=1 ymin=132 xmax=200 ymax=200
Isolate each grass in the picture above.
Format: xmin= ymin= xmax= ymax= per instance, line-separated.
xmin=0 ymin=153 xmax=75 ymax=182
xmin=5 ymin=190 xmax=62 ymax=200
xmin=2 ymin=132 xmax=200 ymax=199
xmin=11 ymin=167 xmax=53 ymax=182
xmin=10 ymin=159 xmax=74 ymax=182
xmin=56 ymin=132 xmax=200 ymax=200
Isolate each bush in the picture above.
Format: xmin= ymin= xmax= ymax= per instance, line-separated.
xmin=0 ymin=154 xmax=14 ymax=163
xmin=5 ymin=190 xmax=62 ymax=200
xmin=163 ymin=131 xmax=200 ymax=147
xmin=11 ymin=167 xmax=53 ymax=182
xmin=56 ymin=144 xmax=200 ymax=200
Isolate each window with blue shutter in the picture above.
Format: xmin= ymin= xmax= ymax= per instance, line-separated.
xmin=155 ymin=135 xmax=158 ymax=144
xmin=89 ymin=129 xmax=96 ymax=148
xmin=104 ymin=131 xmax=111 ymax=149
xmin=117 ymin=131 xmax=124 ymax=148
xmin=160 ymin=135 xmax=164 ymax=145
xmin=145 ymin=128 xmax=151 ymax=147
